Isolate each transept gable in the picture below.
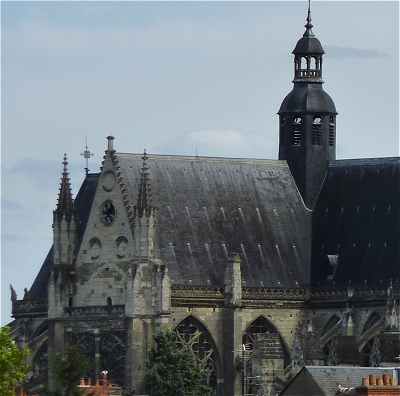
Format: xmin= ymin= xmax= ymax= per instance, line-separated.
xmin=74 ymin=145 xmax=135 ymax=282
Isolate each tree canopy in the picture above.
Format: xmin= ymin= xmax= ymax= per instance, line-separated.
xmin=145 ymin=329 xmax=213 ymax=396
xmin=52 ymin=345 xmax=89 ymax=396
xmin=0 ymin=326 xmax=30 ymax=396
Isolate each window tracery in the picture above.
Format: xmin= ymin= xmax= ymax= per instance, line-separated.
xmin=175 ymin=316 xmax=218 ymax=394
xmin=242 ymin=317 xmax=288 ymax=396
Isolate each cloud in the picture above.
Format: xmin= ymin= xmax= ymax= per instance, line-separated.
xmin=325 ymin=45 xmax=390 ymax=59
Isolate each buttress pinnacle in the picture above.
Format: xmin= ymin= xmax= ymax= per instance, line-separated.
xmin=135 ymin=150 xmax=153 ymax=217
xmin=55 ymin=153 xmax=74 ymax=220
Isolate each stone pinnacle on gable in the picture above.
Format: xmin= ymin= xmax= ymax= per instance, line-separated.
xmin=135 ymin=149 xmax=153 ymax=218
xmin=54 ymin=153 xmax=74 ymax=221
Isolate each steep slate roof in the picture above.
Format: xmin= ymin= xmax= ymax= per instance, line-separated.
xmin=280 ymin=366 xmax=398 ymax=396
xmin=116 ymin=153 xmax=311 ymax=287
xmin=29 ymin=173 xmax=99 ymax=299
xmin=278 ymin=84 xmax=337 ymax=114
xmin=312 ymin=157 xmax=400 ymax=287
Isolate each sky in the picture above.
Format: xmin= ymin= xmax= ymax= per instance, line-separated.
xmin=1 ymin=1 xmax=399 ymax=324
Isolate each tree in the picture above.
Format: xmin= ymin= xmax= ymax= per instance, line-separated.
xmin=0 ymin=326 xmax=30 ymax=396
xmin=144 ymin=329 xmax=213 ymax=396
xmin=51 ymin=345 xmax=89 ymax=396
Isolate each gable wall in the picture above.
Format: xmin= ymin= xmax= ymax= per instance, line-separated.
xmin=74 ymin=158 xmax=134 ymax=307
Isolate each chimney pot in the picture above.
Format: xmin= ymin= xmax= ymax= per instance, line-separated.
xmin=383 ymin=374 xmax=389 ymax=386
xmin=369 ymin=375 xmax=375 ymax=386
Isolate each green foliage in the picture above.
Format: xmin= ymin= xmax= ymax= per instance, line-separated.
xmin=51 ymin=345 xmax=89 ymax=396
xmin=145 ymin=329 xmax=212 ymax=396
xmin=0 ymin=326 xmax=30 ymax=396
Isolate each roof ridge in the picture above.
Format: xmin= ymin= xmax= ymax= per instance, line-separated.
xmin=115 ymin=152 xmax=288 ymax=164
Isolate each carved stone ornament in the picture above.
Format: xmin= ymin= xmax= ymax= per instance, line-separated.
xmin=102 ymin=171 xmax=116 ymax=192
xmin=89 ymin=238 xmax=102 ymax=260
xmin=100 ymin=200 xmax=116 ymax=226
xmin=116 ymin=236 xmax=128 ymax=258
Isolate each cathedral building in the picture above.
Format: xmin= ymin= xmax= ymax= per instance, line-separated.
xmin=10 ymin=6 xmax=399 ymax=396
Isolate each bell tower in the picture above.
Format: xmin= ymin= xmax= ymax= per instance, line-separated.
xmin=278 ymin=3 xmax=337 ymax=209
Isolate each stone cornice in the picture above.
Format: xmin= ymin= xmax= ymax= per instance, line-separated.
xmin=12 ymin=299 xmax=48 ymax=318
xmin=171 ymin=284 xmax=400 ymax=308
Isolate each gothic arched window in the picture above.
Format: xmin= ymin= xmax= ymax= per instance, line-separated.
xmin=242 ymin=317 xmax=289 ymax=396
xmin=70 ymin=332 xmax=96 ymax=378
xmin=100 ymin=332 xmax=126 ymax=386
xmin=176 ymin=316 xmax=219 ymax=393
xmin=312 ymin=116 xmax=323 ymax=145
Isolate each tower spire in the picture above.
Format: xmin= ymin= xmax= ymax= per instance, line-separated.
xmin=278 ymin=0 xmax=337 ymax=209
xmin=304 ymin=0 xmax=314 ymax=37
xmin=135 ymin=150 xmax=153 ymax=217
xmin=55 ymin=153 xmax=74 ymax=220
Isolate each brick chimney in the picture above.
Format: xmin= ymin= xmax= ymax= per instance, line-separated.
xmin=361 ymin=374 xmax=400 ymax=396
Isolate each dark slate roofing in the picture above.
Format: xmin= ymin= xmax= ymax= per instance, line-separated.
xmin=293 ymin=7 xmax=324 ymax=55
xmin=293 ymin=36 xmax=324 ymax=55
xmin=29 ymin=173 xmax=99 ymax=299
xmin=280 ymin=366 xmax=398 ymax=396
xmin=278 ymin=84 xmax=336 ymax=114
xmin=312 ymin=157 xmax=400 ymax=287
xmin=116 ymin=153 xmax=311 ymax=288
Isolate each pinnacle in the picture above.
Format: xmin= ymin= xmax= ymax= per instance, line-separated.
xmin=135 ymin=149 xmax=153 ymax=217
xmin=55 ymin=153 xmax=74 ymax=219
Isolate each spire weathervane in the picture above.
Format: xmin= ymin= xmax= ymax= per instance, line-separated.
xmin=80 ymin=137 xmax=94 ymax=175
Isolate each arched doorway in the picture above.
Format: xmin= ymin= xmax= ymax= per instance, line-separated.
xmin=242 ymin=316 xmax=289 ymax=396
xmin=175 ymin=316 xmax=220 ymax=395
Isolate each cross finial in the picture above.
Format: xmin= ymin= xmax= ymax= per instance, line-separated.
xmin=80 ymin=137 xmax=94 ymax=175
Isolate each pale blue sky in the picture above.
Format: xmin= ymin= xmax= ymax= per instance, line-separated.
xmin=1 ymin=1 xmax=399 ymax=324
